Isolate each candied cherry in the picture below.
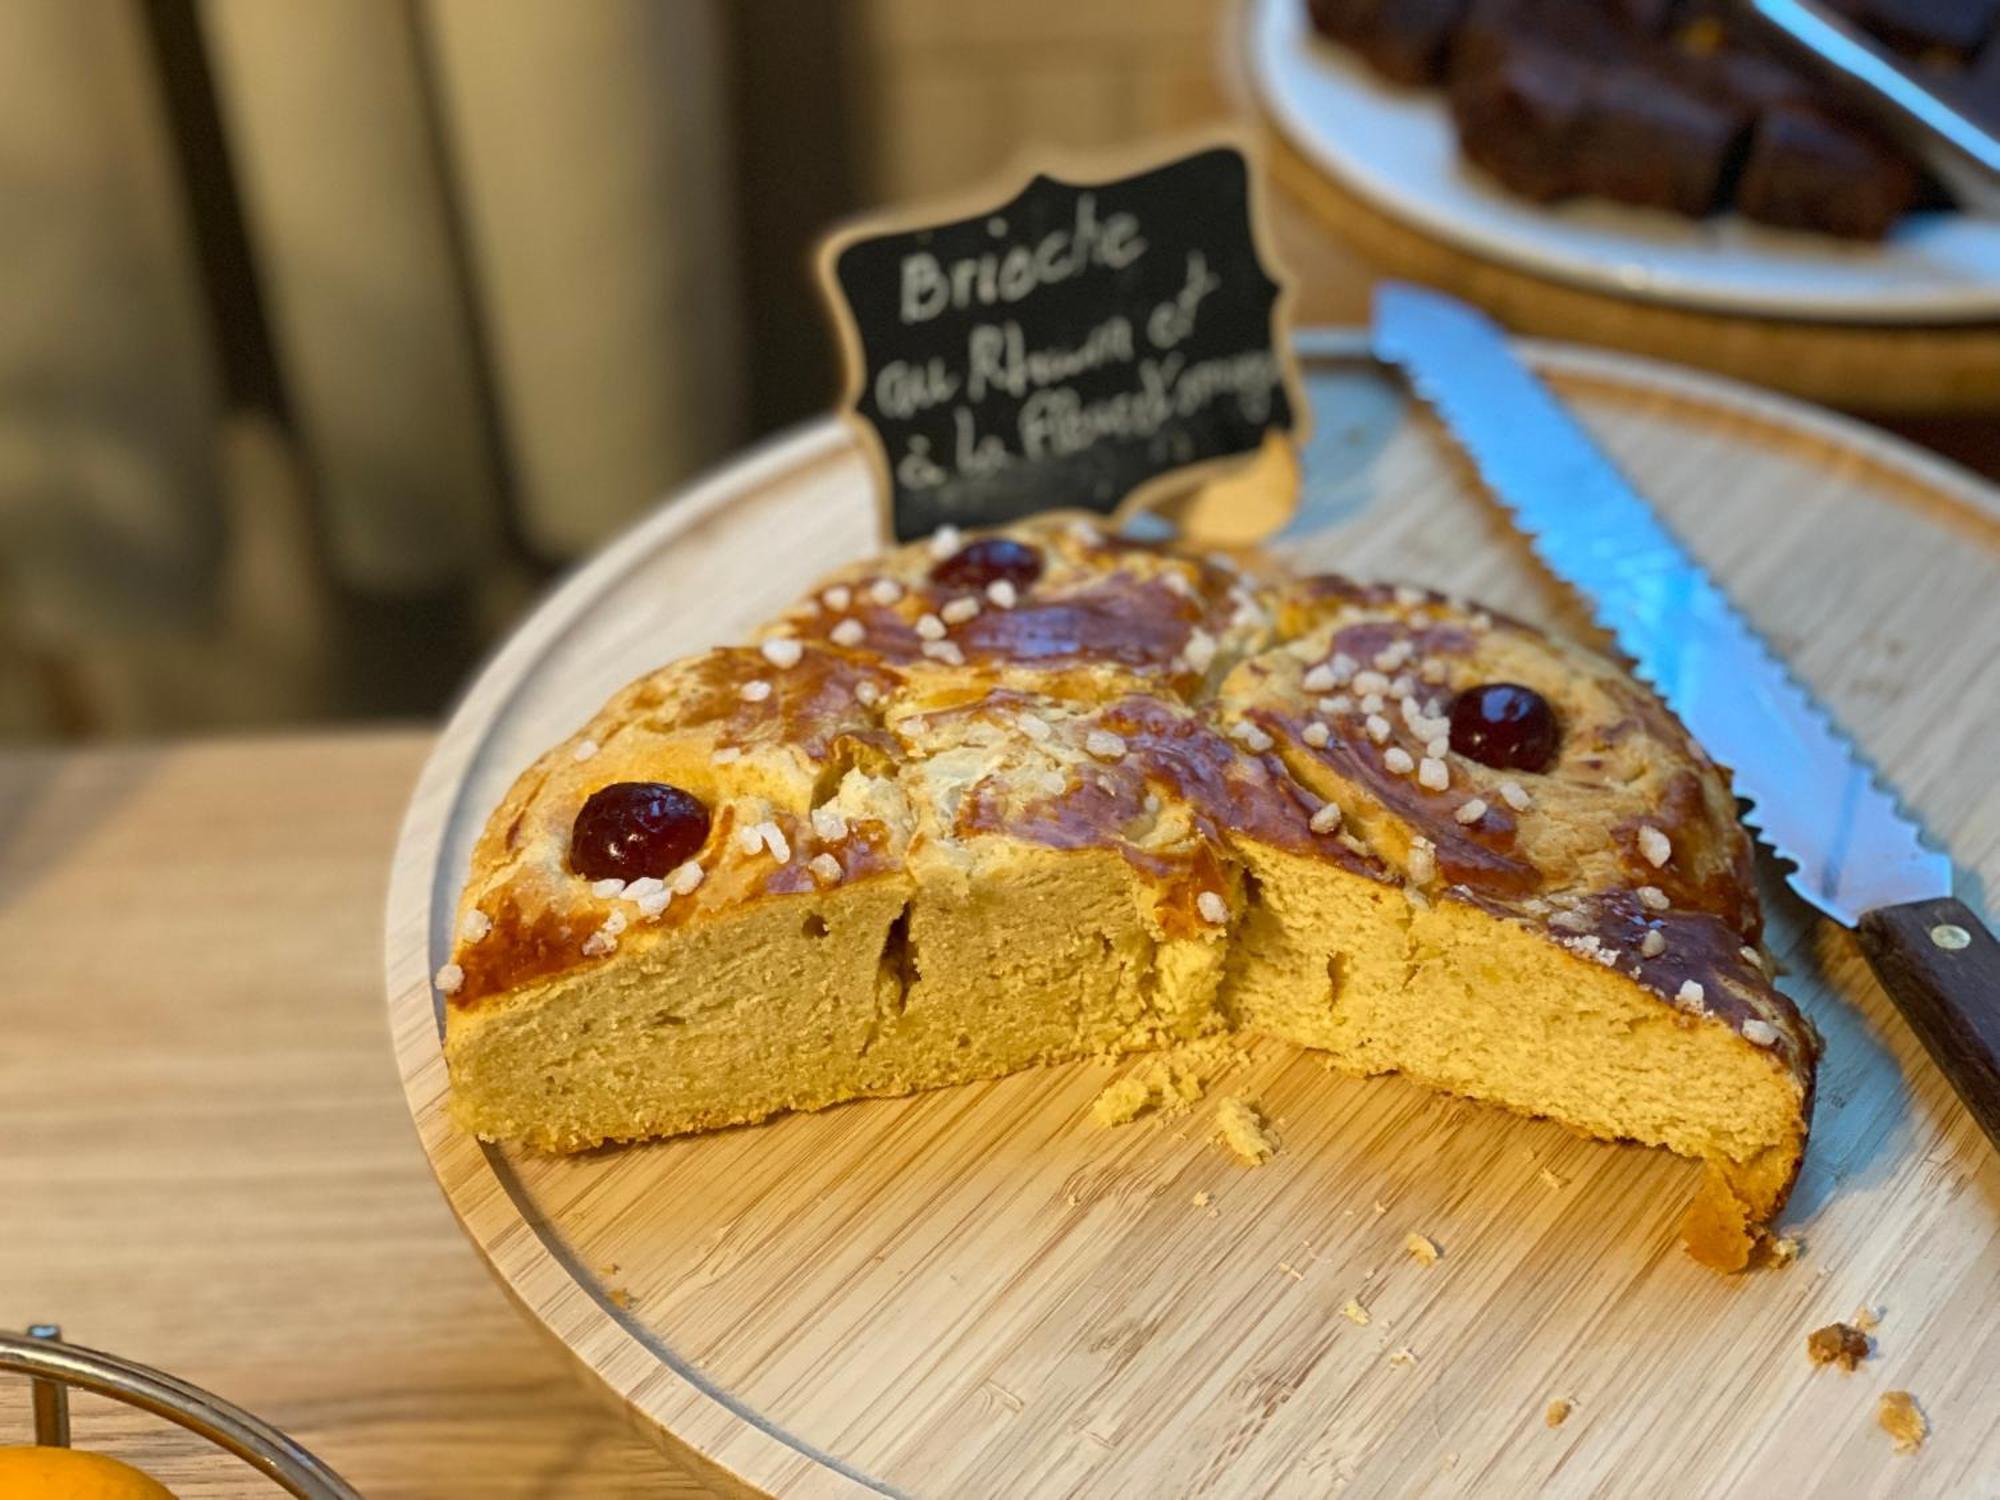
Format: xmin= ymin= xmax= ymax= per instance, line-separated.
xmin=569 ymin=782 xmax=710 ymax=880
xmin=1448 ymin=683 xmax=1560 ymax=772
xmin=928 ymin=536 xmax=1042 ymax=592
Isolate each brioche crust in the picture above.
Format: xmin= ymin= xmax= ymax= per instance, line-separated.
xmin=440 ymin=516 xmax=1818 ymax=1270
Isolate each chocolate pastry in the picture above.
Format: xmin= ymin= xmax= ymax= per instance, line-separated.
xmin=1306 ymin=0 xmax=1470 ymax=85
xmin=1737 ymin=102 xmax=1920 ymax=239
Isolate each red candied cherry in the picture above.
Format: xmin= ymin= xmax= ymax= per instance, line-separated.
xmin=569 ymin=782 xmax=710 ymax=880
xmin=928 ymin=537 xmax=1043 ymax=592
xmin=1448 ymin=683 xmax=1560 ymax=772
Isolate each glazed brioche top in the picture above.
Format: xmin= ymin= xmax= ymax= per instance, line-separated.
xmin=440 ymin=515 xmax=1814 ymax=1077
xmin=760 ymin=518 xmax=1277 ymax=705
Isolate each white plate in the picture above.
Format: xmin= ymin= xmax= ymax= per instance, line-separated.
xmin=1244 ymin=0 xmax=2000 ymax=323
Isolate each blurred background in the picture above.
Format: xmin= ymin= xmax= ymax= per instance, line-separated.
xmin=6 ymin=0 xmax=1996 ymax=746
xmin=0 ymin=0 xmax=1230 ymax=742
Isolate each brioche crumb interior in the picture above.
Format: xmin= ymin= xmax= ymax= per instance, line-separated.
xmin=449 ymin=822 xmax=1798 ymax=1269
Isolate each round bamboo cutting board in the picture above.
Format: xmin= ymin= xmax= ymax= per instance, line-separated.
xmin=386 ymin=335 xmax=2000 ymax=1500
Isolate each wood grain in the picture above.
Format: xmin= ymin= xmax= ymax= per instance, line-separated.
xmin=0 ymin=734 xmax=700 ymax=1498
xmin=389 ymin=341 xmax=2000 ymax=1498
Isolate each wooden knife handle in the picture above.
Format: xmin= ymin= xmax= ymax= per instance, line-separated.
xmin=1856 ymin=896 xmax=2000 ymax=1151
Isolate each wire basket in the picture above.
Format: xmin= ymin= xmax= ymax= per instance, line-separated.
xmin=2 ymin=1325 xmax=360 ymax=1499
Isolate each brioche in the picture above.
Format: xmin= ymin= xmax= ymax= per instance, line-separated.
xmin=438 ymin=517 xmax=1816 ymax=1270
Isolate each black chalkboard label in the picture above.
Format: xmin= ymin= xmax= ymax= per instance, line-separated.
xmin=821 ymin=143 xmax=1300 ymax=542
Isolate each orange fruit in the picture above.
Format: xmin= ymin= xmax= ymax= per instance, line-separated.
xmin=0 ymin=1447 xmax=175 ymax=1499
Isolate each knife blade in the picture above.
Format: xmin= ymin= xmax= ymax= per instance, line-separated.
xmin=1372 ymin=282 xmax=2000 ymax=1148
xmin=1744 ymin=0 xmax=2000 ymax=216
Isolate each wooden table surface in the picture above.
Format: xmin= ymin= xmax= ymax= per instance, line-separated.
xmin=0 ymin=732 xmax=708 ymax=1497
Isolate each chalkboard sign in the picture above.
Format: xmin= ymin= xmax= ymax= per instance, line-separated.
xmin=820 ymin=142 xmax=1302 ymax=542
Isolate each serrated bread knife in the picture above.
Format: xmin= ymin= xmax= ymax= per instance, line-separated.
xmin=1372 ymin=282 xmax=2000 ymax=1150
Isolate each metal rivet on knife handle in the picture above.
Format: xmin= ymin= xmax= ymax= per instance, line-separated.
xmin=1855 ymin=896 xmax=2000 ymax=1155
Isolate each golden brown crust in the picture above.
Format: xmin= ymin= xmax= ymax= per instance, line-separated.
xmin=891 ymin=687 xmax=1385 ymax=941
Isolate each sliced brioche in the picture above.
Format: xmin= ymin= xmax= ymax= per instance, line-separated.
xmin=439 ymin=517 xmax=1817 ymax=1268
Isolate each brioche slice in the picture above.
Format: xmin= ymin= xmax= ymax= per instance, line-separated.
xmin=437 ymin=518 xmax=1817 ymax=1269
xmin=1216 ymin=580 xmax=1814 ymax=1269
xmin=440 ymin=644 xmax=917 ymax=1148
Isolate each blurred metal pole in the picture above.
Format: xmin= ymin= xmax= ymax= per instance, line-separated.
xmin=27 ymin=1324 xmax=70 ymax=1447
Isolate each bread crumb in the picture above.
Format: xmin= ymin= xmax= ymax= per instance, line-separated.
xmin=1852 ymin=1304 xmax=1880 ymax=1332
xmin=1092 ymin=1076 xmax=1155 ymax=1126
xmin=1215 ymin=1096 xmax=1278 ymax=1165
xmin=1878 ymin=1391 xmax=1926 ymax=1454
xmin=1405 ymin=1232 xmax=1441 ymax=1266
xmin=1388 ymin=1347 xmax=1417 ymax=1367
xmin=1149 ymin=1058 xmax=1205 ymax=1109
xmin=1192 ymin=1190 xmax=1212 ymax=1208
xmin=1278 ymin=1261 xmax=1306 ymax=1281
xmin=1806 ymin=1322 xmax=1871 ymax=1372
xmin=607 ymin=1286 xmax=635 ymax=1310
xmin=1093 ymin=1057 xmax=1209 ymax=1128
xmin=1538 ymin=1166 xmax=1566 ymax=1189
xmin=1545 ymin=1398 xmax=1572 ymax=1428
xmin=1372 ymin=1199 xmax=1388 ymax=1216
xmin=1765 ymin=1235 xmax=1801 ymax=1266
xmin=1341 ymin=1299 xmax=1371 ymax=1326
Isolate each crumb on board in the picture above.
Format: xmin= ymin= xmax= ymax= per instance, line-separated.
xmin=1545 ymin=1398 xmax=1572 ymax=1428
xmin=1092 ymin=1076 xmax=1154 ymax=1126
xmin=1764 ymin=1235 xmax=1801 ymax=1267
xmin=1192 ymin=1190 xmax=1212 ymax=1209
xmin=1092 ymin=1056 xmax=1212 ymax=1127
xmin=1279 ymin=1261 xmax=1306 ymax=1282
xmin=1341 ymin=1299 xmax=1371 ymax=1326
xmin=1169 ymin=1032 xmax=1251 ymax=1077
xmin=1388 ymin=1347 xmax=1417 ymax=1367
xmin=1405 ymin=1232 xmax=1440 ymax=1266
xmin=1538 ymin=1166 xmax=1566 ymax=1190
xmin=1215 ymin=1096 xmax=1278 ymax=1165
xmin=606 ymin=1286 xmax=635 ymax=1310
xmin=1853 ymin=1304 xmax=1881 ymax=1332
xmin=1878 ymin=1391 xmax=1926 ymax=1454
xmin=1372 ymin=1199 xmax=1388 ymax=1216
xmin=1806 ymin=1322 xmax=1871 ymax=1372
xmin=1154 ymin=1059 xmax=1206 ymax=1106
